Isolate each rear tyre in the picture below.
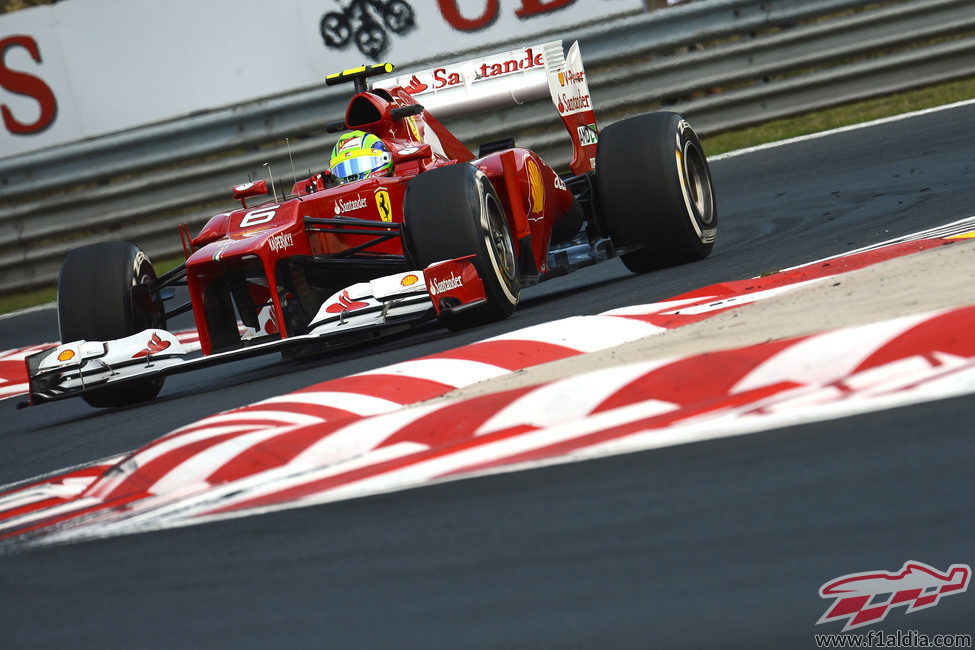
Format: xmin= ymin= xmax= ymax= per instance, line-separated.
xmin=404 ymin=163 xmax=520 ymax=330
xmin=595 ymin=112 xmax=717 ymax=272
xmin=58 ymin=241 xmax=166 ymax=407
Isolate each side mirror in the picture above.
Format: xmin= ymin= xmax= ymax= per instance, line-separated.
xmin=390 ymin=104 xmax=424 ymax=121
xmin=232 ymin=180 xmax=268 ymax=205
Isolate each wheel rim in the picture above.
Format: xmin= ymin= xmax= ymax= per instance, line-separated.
xmin=486 ymin=194 xmax=516 ymax=281
xmin=682 ymin=142 xmax=714 ymax=225
xmin=132 ymin=259 xmax=164 ymax=331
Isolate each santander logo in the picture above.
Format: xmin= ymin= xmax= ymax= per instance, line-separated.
xmin=404 ymin=75 xmax=428 ymax=94
xmin=396 ymin=46 xmax=545 ymax=97
xmin=428 ymin=271 xmax=463 ymax=296
xmin=334 ymin=195 xmax=368 ymax=215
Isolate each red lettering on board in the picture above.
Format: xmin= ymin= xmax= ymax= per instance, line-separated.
xmin=515 ymin=0 xmax=576 ymax=19
xmin=432 ymin=68 xmax=462 ymax=89
xmin=1 ymin=35 xmax=57 ymax=135
xmin=439 ymin=0 xmax=577 ymax=31
xmin=437 ymin=0 xmax=499 ymax=32
xmin=475 ymin=48 xmax=543 ymax=81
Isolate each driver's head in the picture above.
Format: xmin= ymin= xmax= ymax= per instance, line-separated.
xmin=329 ymin=131 xmax=393 ymax=183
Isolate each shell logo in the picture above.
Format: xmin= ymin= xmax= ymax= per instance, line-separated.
xmin=526 ymin=158 xmax=544 ymax=213
xmin=57 ymin=349 xmax=75 ymax=362
xmin=401 ymin=274 xmax=419 ymax=286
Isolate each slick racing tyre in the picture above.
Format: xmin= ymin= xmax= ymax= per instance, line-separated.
xmin=58 ymin=241 xmax=166 ymax=407
xmin=595 ymin=112 xmax=717 ymax=272
xmin=404 ymin=163 xmax=520 ymax=330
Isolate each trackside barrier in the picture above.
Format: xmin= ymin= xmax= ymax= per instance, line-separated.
xmin=1 ymin=0 xmax=972 ymax=294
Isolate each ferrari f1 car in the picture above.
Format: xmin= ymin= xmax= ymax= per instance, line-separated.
xmin=25 ymin=40 xmax=717 ymax=408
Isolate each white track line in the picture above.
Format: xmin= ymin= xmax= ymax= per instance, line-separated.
xmin=0 ymin=302 xmax=56 ymax=321
xmin=711 ymin=98 xmax=975 ymax=161
xmin=783 ymin=214 xmax=975 ymax=271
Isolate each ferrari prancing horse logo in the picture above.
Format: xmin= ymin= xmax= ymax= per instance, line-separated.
xmin=375 ymin=189 xmax=392 ymax=223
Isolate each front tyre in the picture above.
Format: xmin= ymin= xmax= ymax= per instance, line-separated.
xmin=404 ymin=163 xmax=520 ymax=330
xmin=595 ymin=112 xmax=717 ymax=272
xmin=58 ymin=241 xmax=166 ymax=407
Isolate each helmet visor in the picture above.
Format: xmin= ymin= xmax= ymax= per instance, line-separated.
xmin=331 ymin=152 xmax=390 ymax=182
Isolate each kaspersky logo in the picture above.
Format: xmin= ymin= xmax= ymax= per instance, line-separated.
xmin=817 ymin=561 xmax=970 ymax=631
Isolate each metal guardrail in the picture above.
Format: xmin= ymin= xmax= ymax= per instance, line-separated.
xmin=1 ymin=0 xmax=973 ymax=295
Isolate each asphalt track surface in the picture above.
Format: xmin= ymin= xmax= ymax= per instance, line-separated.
xmin=3 ymin=104 xmax=975 ymax=647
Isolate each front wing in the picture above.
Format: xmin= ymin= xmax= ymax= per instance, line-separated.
xmin=24 ymin=257 xmax=485 ymax=407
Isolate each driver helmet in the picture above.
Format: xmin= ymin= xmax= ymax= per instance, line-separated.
xmin=329 ymin=131 xmax=393 ymax=183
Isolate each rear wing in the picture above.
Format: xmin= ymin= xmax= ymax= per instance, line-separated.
xmin=374 ymin=41 xmax=597 ymax=175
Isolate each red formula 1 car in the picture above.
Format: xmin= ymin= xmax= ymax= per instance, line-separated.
xmin=25 ymin=40 xmax=717 ymax=408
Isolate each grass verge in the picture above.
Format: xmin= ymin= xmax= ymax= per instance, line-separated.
xmin=0 ymin=254 xmax=187 ymax=316
xmin=701 ymin=76 xmax=975 ymax=155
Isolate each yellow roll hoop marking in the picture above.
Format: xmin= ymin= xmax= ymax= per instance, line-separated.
xmin=327 ymin=63 xmax=394 ymax=83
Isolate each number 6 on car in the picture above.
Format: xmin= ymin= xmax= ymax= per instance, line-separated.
xmin=239 ymin=207 xmax=278 ymax=229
